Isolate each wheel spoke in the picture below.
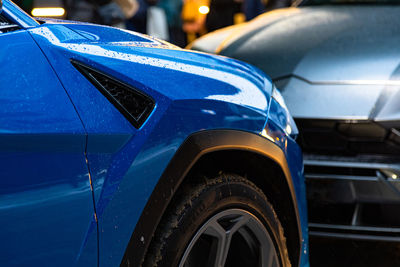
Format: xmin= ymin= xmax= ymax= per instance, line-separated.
xmin=204 ymin=214 xmax=251 ymax=267
xmin=179 ymin=209 xmax=280 ymax=267
xmin=204 ymin=220 xmax=227 ymax=267
xmin=229 ymin=214 xmax=251 ymax=235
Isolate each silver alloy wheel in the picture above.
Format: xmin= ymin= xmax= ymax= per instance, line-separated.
xmin=178 ymin=209 xmax=280 ymax=267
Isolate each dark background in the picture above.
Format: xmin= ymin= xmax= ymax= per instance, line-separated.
xmin=310 ymin=237 xmax=400 ymax=266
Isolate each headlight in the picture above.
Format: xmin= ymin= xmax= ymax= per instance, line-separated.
xmin=272 ymin=86 xmax=288 ymax=112
xmin=271 ymin=86 xmax=298 ymax=138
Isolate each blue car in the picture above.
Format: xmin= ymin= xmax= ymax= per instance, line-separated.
xmin=0 ymin=1 xmax=308 ymax=266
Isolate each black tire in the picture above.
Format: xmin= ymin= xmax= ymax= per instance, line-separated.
xmin=144 ymin=174 xmax=291 ymax=267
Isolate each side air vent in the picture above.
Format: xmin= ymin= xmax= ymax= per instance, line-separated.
xmin=72 ymin=61 xmax=155 ymax=128
xmin=0 ymin=14 xmax=20 ymax=33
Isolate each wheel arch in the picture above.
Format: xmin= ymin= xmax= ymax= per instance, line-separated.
xmin=121 ymin=130 xmax=302 ymax=267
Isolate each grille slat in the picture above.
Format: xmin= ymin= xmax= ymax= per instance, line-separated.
xmin=305 ymin=154 xmax=400 ymax=240
xmin=299 ymin=118 xmax=400 ymax=240
xmin=306 ymin=173 xmax=379 ymax=181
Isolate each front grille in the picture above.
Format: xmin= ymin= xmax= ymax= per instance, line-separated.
xmin=296 ymin=119 xmax=400 ymax=156
xmin=305 ymin=155 xmax=400 ymax=241
xmin=72 ymin=61 xmax=155 ymax=128
xmin=297 ymin=119 xmax=400 ymax=240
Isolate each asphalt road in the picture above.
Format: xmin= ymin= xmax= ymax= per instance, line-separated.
xmin=309 ymin=237 xmax=400 ymax=266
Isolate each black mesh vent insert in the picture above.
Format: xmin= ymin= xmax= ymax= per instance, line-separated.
xmin=0 ymin=14 xmax=20 ymax=33
xmin=72 ymin=61 xmax=155 ymax=128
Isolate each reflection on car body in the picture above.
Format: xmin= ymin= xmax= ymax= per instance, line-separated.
xmin=190 ymin=0 xmax=400 ymax=243
xmin=0 ymin=1 xmax=309 ymax=266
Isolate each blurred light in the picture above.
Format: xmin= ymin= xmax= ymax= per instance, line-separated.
xmin=32 ymin=8 xmax=65 ymax=17
xmin=201 ymin=109 xmax=216 ymax=115
xmin=261 ymin=129 xmax=274 ymax=142
xmin=285 ymin=124 xmax=292 ymax=135
xmin=198 ymin=6 xmax=210 ymax=15
xmin=392 ymin=174 xmax=398 ymax=179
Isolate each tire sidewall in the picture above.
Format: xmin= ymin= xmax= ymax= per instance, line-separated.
xmin=160 ymin=178 xmax=288 ymax=267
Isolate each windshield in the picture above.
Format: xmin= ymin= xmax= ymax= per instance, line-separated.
xmin=299 ymin=0 xmax=400 ymax=5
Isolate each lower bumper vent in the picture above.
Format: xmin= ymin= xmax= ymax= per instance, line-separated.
xmin=305 ymin=154 xmax=400 ymax=241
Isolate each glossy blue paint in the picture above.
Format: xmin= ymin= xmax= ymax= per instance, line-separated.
xmin=2 ymin=0 xmax=39 ymax=28
xmin=28 ymin=23 xmax=273 ymax=265
xmin=1 ymin=1 xmax=308 ymax=266
xmin=0 ymin=29 xmax=96 ymax=265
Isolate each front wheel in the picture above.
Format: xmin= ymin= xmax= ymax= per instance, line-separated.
xmin=144 ymin=174 xmax=291 ymax=267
